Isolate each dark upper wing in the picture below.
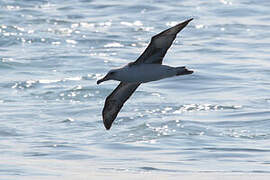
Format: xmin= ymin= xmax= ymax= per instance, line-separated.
xmin=102 ymin=82 xmax=140 ymax=130
xmin=131 ymin=18 xmax=193 ymax=65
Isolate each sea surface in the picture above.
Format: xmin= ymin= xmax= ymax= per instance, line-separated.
xmin=1 ymin=0 xmax=270 ymax=179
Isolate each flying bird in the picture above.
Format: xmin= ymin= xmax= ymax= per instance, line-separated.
xmin=97 ymin=18 xmax=194 ymax=130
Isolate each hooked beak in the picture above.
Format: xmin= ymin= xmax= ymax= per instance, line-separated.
xmin=97 ymin=75 xmax=109 ymax=85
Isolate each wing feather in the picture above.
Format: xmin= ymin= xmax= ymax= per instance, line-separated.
xmin=102 ymin=82 xmax=140 ymax=130
xmin=132 ymin=18 xmax=193 ymax=65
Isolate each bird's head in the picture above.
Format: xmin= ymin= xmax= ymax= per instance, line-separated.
xmin=97 ymin=70 xmax=117 ymax=85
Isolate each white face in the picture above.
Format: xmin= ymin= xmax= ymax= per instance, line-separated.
xmin=97 ymin=68 xmax=123 ymax=84
xmin=97 ymin=70 xmax=118 ymax=84
xmin=107 ymin=70 xmax=117 ymax=80
xmin=108 ymin=70 xmax=115 ymax=76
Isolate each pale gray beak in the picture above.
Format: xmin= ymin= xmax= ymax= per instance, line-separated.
xmin=97 ymin=79 xmax=103 ymax=85
xmin=97 ymin=75 xmax=109 ymax=85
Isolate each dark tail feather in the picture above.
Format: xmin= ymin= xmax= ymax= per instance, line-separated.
xmin=176 ymin=66 xmax=193 ymax=76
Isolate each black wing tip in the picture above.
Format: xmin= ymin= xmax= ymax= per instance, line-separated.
xmin=186 ymin=69 xmax=194 ymax=75
xmin=170 ymin=18 xmax=193 ymax=35
xmin=102 ymin=115 xmax=113 ymax=130
xmin=179 ymin=18 xmax=193 ymax=27
xmin=186 ymin=18 xmax=194 ymax=23
xmin=102 ymin=108 xmax=118 ymax=130
xmin=103 ymin=115 xmax=113 ymax=130
xmin=176 ymin=67 xmax=194 ymax=76
xmin=104 ymin=123 xmax=112 ymax=130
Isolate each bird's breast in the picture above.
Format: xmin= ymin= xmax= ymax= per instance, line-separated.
xmin=118 ymin=64 xmax=177 ymax=83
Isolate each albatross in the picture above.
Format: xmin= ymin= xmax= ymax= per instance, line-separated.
xmin=97 ymin=18 xmax=194 ymax=130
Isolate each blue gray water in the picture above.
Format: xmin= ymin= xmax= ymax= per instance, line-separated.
xmin=1 ymin=0 xmax=270 ymax=179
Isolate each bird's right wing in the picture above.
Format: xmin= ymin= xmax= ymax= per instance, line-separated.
xmin=102 ymin=82 xmax=140 ymax=130
xmin=131 ymin=18 xmax=193 ymax=65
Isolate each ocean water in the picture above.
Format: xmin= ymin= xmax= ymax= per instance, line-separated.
xmin=1 ymin=0 xmax=270 ymax=179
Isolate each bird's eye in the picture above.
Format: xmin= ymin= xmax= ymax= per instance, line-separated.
xmin=109 ymin=71 xmax=115 ymax=75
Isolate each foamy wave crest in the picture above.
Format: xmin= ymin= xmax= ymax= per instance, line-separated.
xmin=173 ymin=104 xmax=242 ymax=114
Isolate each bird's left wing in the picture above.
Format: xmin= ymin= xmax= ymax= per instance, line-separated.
xmin=131 ymin=18 xmax=193 ymax=65
xmin=102 ymin=82 xmax=140 ymax=130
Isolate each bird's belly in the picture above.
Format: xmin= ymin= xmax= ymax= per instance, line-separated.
xmin=120 ymin=64 xmax=177 ymax=83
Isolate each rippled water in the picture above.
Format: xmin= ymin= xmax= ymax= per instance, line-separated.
xmin=1 ymin=0 xmax=270 ymax=179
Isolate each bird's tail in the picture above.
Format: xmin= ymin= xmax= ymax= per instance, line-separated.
xmin=175 ymin=66 xmax=193 ymax=76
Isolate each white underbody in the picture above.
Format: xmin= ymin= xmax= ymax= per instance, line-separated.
xmin=113 ymin=64 xmax=184 ymax=83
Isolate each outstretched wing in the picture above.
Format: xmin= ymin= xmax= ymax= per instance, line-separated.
xmin=131 ymin=18 xmax=193 ymax=65
xmin=102 ymin=82 xmax=140 ymax=130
